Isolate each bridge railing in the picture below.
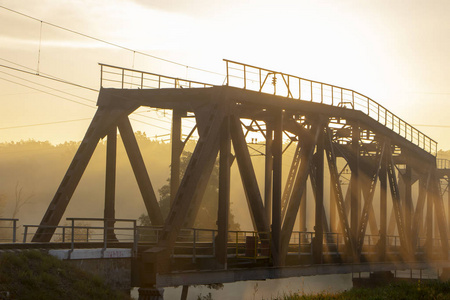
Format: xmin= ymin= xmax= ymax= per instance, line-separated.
xmin=0 ymin=218 xmax=19 ymax=243
xmin=99 ymin=63 xmax=214 ymax=90
xmin=23 ymin=218 xmax=138 ymax=255
xmin=224 ymin=60 xmax=437 ymax=156
xmin=437 ymin=158 xmax=450 ymax=169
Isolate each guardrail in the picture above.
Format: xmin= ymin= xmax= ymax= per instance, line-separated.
xmin=224 ymin=59 xmax=437 ymax=156
xmin=99 ymin=63 xmax=214 ymax=90
xmin=0 ymin=218 xmax=18 ymax=243
xmin=11 ymin=219 xmax=449 ymax=261
xmin=23 ymin=218 xmax=138 ymax=256
xmin=437 ymin=158 xmax=450 ymax=169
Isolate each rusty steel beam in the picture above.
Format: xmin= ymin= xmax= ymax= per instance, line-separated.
xmin=403 ymin=166 xmax=413 ymax=239
xmin=360 ymin=180 xmax=379 ymax=237
xmin=170 ymin=109 xmax=183 ymax=206
xmin=387 ymin=150 xmax=412 ymax=259
xmin=325 ymin=128 xmax=357 ymax=260
xmin=281 ymin=141 xmax=302 ymax=222
xmin=431 ymin=170 xmax=449 ymax=258
xmin=280 ymin=121 xmax=322 ymax=260
xmin=230 ymin=115 xmax=270 ymax=235
xmin=309 ymin=154 xmax=330 ymax=234
xmin=216 ymin=115 xmax=231 ymax=267
xmin=264 ymin=122 xmax=273 ymax=224
xmin=32 ymin=106 xmax=137 ymax=242
xmin=350 ymin=123 xmax=360 ymax=252
xmin=356 ymin=143 xmax=384 ymax=255
xmin=313 ymin=128 xmax=325 ymax=264
xmin=411 ymin=172 xmax=430 ymax=249
xmin=118 ymin=117 xmax=164 ymax=226
xmin=104 ymin=127 xmax=117 ymax=241
xmin=379 ymin=139 xmax=388 ymax=261
xmin=272 ymin=109 xmax=283 ymax=266
xmin=329 ymin=152 xmax=337 ymax=233
xmin=157 ymin=102 xmax=225 ymax=249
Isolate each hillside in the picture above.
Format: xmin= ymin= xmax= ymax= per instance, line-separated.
xmin=0 ymin=250 xmax=129 ymax=300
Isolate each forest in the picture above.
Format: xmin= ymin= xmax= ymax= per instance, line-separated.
xmin=1 ymin=134 xmax=449 ymax=239
xmin=0 ymin=133 xmax=250 ymax=235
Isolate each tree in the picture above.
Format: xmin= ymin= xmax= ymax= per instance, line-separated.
xmin=11 ymin=182 xmax=33 ymax=220
xmin=54 ymin=222 xmax=94 ymax=243
xmin=139 ymin=151 xmax=240 ymax=230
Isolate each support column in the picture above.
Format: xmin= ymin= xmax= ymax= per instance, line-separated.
xmin=272 ymin=110 xmax=283 ymax=266
xmin=379 ymin=141 xmax=388 ymax=261
xmin=313 ymin=129 xmax=324 ymax=264
xmin=216 ymin=116 xmax=230 ymax=267
xmin=104 ymin=127 xmax=117 ymax=241
xmin=299 ymin=188 xmax=307 ymax=242
xmin=448 ymin=178 xmax=450 ymax=235
xmin=404 ymin=165 xmax=413 ymax=239
xmin=426 ymin=179 xmax=434 ymax=256
xmin=265 ymin=122 xmax=273 ymax=224
xmin=330 ymin=155 xmax=337 ymax=233
xmin=170 ymin=109 xmax=183 ymax=206
xmin=350 ymin=122 xmax=360 ymax=261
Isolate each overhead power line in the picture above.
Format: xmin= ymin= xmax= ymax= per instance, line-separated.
xmin=0 ymin=62 xmax=99 ymax=92
xmin=0 ymin=5 xmax=224 ymax=77
xmin=0 ymin=118 xmax=92 ymax=130
xmin=0 ymin=76 xmax=97 ymax=108
xmin=0 ymin=69 xmax=97 ymax=104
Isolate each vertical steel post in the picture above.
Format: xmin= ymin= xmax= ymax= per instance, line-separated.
xmin=216 ymin=116 xmax=230 ymax=267
xmin=448 ymin=179 xmax=450 ymax=234
xmin=170 ymin=109 xmax=183 ymax=206
xmin=299 ymin=187 xmax=307 ymax=242
xmin=351 ymin=122 xmax=360 ymax=261
xmin=104 ymin=127 xmax=117 ymax=241
xmin=330 ymin=154 xmax=337 ymax=234
xmin=379 ymin=140 xmax=388 ymax=261
xmin=426 ymin=181 xmax=434 ymax=256
xmin=404 ymin=165 xmax=413 ymax=239
xmin=265 ymin=122 xmax=273 ymax=224
xmin=12 ymin=219 xmax=17 ymax=243
xmin=272 ymin=109 xmax=283 ymax=266
xmin=314 ymin=129 xmax=324 ymax=264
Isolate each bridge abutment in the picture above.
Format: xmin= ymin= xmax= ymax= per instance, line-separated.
xmin=138 ymin=288 xmax=164 ymax=300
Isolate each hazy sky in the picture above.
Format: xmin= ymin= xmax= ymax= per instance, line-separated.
xmin=1 ymin=0 xmax=450 ymax=148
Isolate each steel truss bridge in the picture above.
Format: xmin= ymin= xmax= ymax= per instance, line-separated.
xmin=20 ymin=60 xmax=450 ymax=291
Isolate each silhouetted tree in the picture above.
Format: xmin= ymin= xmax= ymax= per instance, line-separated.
xmin=139 ymin=151 xmax=240 ymax=230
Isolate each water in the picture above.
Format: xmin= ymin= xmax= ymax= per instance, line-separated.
xmin=131 ymin=274 xmax=353 ymax=299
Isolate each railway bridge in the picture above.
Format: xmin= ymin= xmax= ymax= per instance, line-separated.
xmin=14 ymin=60 xmax=450 ymax=298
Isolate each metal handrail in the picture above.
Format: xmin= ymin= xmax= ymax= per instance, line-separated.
xmin=99 ymin=63 xmax=214 ymax=90
xmin=0 ymin=218 xmax=19 ymax=243
xmin=16 ymin=221 xmax=450 ymax=261
xmin=437 ymin=158 xmax=450 ymax=169
xmin=224 ymin=59 xmax=438 ymax=156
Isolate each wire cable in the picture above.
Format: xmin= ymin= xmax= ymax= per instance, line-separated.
xmin=0 ymin=5 xmax=225 ymax=77
xmin=0 ymin=118 xmax=92 ymax=130
xmin=0 ymin=63 xmax=99 ymax=92
xmin=0 ymin=69 xmax=97 ymax=104
xmin=0 ymin=76 xmax=96 ymax=108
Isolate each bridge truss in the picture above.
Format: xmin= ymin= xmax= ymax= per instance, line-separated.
xmin=32 ymin=60 xmax=449 ymax=288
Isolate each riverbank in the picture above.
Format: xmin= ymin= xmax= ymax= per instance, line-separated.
xmin=277 ymin=280 xmax=450 ymax=300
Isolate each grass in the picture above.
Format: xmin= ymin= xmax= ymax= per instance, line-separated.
xmin=276 ymin=280 xmax=450 ymax=300
xmin=0 ymin=250 xmax=130 ymax=300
